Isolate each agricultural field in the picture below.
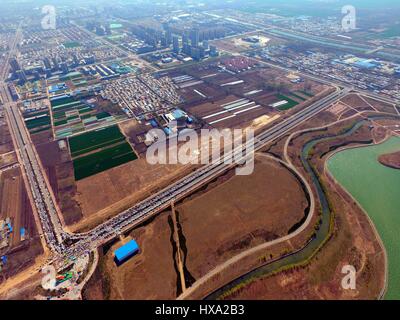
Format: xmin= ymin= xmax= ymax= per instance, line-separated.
xmin=69 ymin=125 xmax=138 ymax=180
xmin=23 ymin=110 xmax=51 ymax=135
xmin=50 ymin=95 xmax=125 ymax=139
xmin=170 ymin=61 xmax=324 ymax=130
xmin=274 ymin=93 xmax=304 ymax=111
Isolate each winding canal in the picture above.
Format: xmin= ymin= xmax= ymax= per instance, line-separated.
xmin=206 ymin=120 xmax=367 ymax=299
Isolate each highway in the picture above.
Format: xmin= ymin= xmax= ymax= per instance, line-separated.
xmin=4 ymin=101 xmax=66 ymax=253
xmin=0 ymin=24 xmax=22 ymax=105
xmin=0 ymin=23 xmax=67 ymax=254
xmin=60 ymin=87 xmax=349 ymax=261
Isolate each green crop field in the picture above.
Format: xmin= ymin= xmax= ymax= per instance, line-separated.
xmin=276 ymin=94 xmax=299 ymax=111
xmin=50 ymin=95 xmax=123 ymax=139
xmin=52 ymin=101 xmax=82 ymax=112
xmin=25 ymin=115 xmax=51 ymax=130
xmin=54 ymin=119 xmax=68 ymax=126
xmin=73 ymin=142 xmax=137 ymax=180
xmin=50 ymin=96 xmax=76 ymax=108
xmin=23 ymin=110 xmax=48 ymax=119
xmin=69 ymin=125 xmax=126 ymax=157
xmin=96 ymin=112 xmax=111 ymax=120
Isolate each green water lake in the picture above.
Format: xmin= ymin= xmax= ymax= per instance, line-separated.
xmin=328 ymin=136 xmax=400 ymax=300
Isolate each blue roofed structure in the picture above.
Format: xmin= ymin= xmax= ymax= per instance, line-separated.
xmin=354 ymin=59 xmax=378 ymax=69
xmin=114 ymin=240 xmax=140 ymax=263
xmin=172 ymin=109 xmax=186 ymax=120
xmin=149 ymin=119 xmax=158 ymax=128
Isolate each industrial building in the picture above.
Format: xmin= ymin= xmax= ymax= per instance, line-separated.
xmin=114 ymin=239 xmax=140 ymax=264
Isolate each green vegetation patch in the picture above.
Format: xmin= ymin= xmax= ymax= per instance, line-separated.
xmin=78 ymin=107 xmax=93 ymax=114
xmin=96 ymin=112 xmax=111 ymax=120
xmin=54 ymin=119 xmax=68 ymax=126
xmin=73 ymin=142 xmax=137 ymax=180
xmin=52 ymin=101 xmax=82 ymax=111
xmin=276 ymin=94 xmax=299 ymax=111
xmin=289 ymin=92 xmax=307 ymax=101
xmin=80 ymin=113 xmax=94 ymax=120
xmin=63 ymin=41 xmax=81 ymax=48
xmin=50 ymin=96 xmax=76 ymax=108
xmin=25 ymin=115 xmax=51 ymax=130
xmin=23 ymin=110 xmax=49 ymax=119
xmin=69 ymin=125 xmax=126 ymax=157
xmin=67 ymin=114 xmax=80 ymax=121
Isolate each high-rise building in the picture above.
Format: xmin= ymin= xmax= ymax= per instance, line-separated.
xmin=199 ymin=47 xmax=206 ymax=59
xmin=182 ymin=43 xmax=191 ymax=55
xmin=43 ymin=57 xmax=52 ymax=70
xmin=202 ymin=40 xmax=209 ymax=50
xmin=190 ymin=28 xmax=199 ymax=48
xmin=161 ymin=36 xmax=167 ymax=47
xmin=182 ymin=32 xmax=189 ymax=45
xmin=60 ymin=62 xmax=69 ymax=74
xmin=52 ymin=58 xmax=59 ymax=70
xmin=172 ymin=36 xmax=180 ymax=54
xmin=190 ymin=46 xmax=201 ymax=61
xmin=16 ymin=70 xmax=27 ymax=84
xmin=9 ymin=57 xmax=20 ymax=72
xmin=33 ymin=70 xmax=40 ymax=81
xmin=166 ymin=30 xmax=172 ymax=46
xmin=210 ymin=45 xmax=219 ymax=57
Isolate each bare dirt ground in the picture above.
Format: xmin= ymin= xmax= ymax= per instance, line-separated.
xmin=0 ymin=119 xmax=13 ymax=154
xmin=211 ymin=33 xmax=285 ymax=54
xmin=118 ymin=119 xmax=151 ymax=156
xmin=83 ymin=212 xmax=177 ymax=300
xmin=177 ymin=155 xmax=307 ymax=280
xmin=0 ymin=119 xmax=43 ymax=287
xmin=30 ymin=129 xmax=53 ymax=145
xmin=71 ymin=160 xmax=196 ymax=232
xmin=82 ymin=154 xmax=308 ymax=299
xmin=35 ymin=140 xmax=83 ymax=225
xmin=0 ymin=167 xmax=43 ymax=284
xmin=0 ymin=151 xmax=16 ymax=167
